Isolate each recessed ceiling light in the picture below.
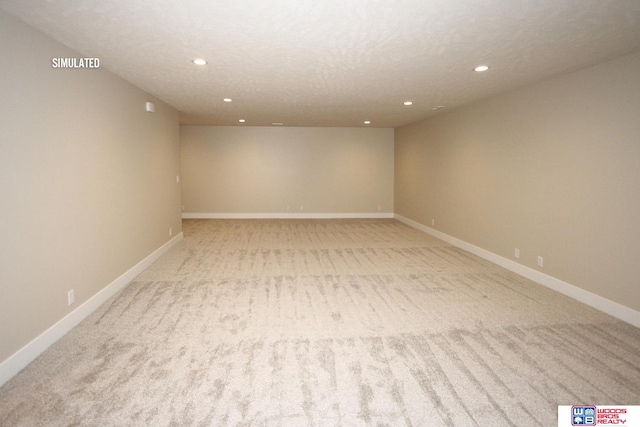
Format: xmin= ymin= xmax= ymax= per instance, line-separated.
xmin=431 ymin=106 xmax=445 ymax=110
xmin=192 ymin=58 xmax=207 ymax=65
xmin=474 ymin=65 xmax=489 ymax=72
xmin=238 ymin=119 xmax=246 ymax=123
xmin=223 ymin=98 xmax=232 ymax=102
xmin=272 ymin=122 xmax=284 ymax=126
xmin=403 ymin=101 xmax=413 ymax=106
xmin=364 ymin=121 xmax=371 ymax=124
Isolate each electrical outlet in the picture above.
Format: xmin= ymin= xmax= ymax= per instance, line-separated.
xmin=431 ymin=219 xmax=435 ymax=226
xmin=514 ymin=248 xmax=520 ymax=259
xmin=68 ymin=289 xmax=75 ymax=306
xmin=537 ymin=256 xmax=544 ymax=267
xmin=169 ymin=227 xmax=172 ymax=236
xmin=176 ymin=175 xmax=180 ymax=183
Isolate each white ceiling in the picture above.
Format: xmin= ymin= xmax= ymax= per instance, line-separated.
xmin=2 ymin=0 xmax=640 ymax=127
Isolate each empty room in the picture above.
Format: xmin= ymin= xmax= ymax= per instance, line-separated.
xmin=1 ymin=1 xmax=640 ymax=426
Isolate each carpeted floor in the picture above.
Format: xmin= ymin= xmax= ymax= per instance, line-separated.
xmin=1 ymin=219 xmax=639 ymax=426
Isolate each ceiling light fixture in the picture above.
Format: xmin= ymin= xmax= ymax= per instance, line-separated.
xmin=364 ymin=121 xmax=371 ymax=124
xmin=239 ymin=119 xmax=246 ymax=123
xmin=403 ymin=101 xmax=413 ymax=106
xmin=223 ymin=98 xmax=232 ymax=102
xmin=474 ymin=65 xmax=489 ymax=72
xmin=192 ymin=58 xmax=207 ymax=65
xmin=272 ymin=122 xmax=284 ymax=126
xmin=431 ymin=106 xmax=445 ymax=111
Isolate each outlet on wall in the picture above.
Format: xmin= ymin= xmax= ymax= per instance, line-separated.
xmin=431 ymin=219 xmax=435 ymax=227
xmin=67 ymin=289 xmax=75 ymax=306
xmin=537 ymin=256 xmax=544 ymax=267
xmin=514 ymin=248 xmax=520 ymax=259
xmin=169 ymin=227 xmax=172 ymax=236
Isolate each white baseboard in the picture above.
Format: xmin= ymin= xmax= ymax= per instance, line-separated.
xmin=394 ymin=214 xmax=640 ymax=328
xmin=0 ymin=232 xmax=184 ymax=388
xmin=182 ymin=212 xmax=394 ymax=219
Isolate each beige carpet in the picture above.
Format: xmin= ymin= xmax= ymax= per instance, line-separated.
xmin=1 ymin=219 xmax=639 ymax=426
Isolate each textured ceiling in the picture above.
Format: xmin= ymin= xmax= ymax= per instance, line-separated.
xmin=2 ymin=0 xmax=640 ymax=127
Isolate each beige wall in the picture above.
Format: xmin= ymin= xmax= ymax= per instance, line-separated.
xmin=180 ymin=126 xmax=394 ymax=215
xmin=395 ymin=51 xmax=640 ymax=313
xmin=0 ymin=11 xmax=182 ymax=362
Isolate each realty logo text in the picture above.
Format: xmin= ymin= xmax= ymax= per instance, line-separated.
xmin=572 ymin=405 xmax=628 ymax=425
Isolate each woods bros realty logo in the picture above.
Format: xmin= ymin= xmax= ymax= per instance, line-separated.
xmin=52 ymin=57 xmax=100 ymax=68
xmin=558 ymin=405 xmax=640 ymax=426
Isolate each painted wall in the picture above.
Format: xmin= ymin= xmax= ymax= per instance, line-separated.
xmin=0 ymin=11 xmax=182 ymax=363
xmin=395 ymin=52 xmax=640 ymax=313
xmin=180 ymin=126 xmax=394 ymax=216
